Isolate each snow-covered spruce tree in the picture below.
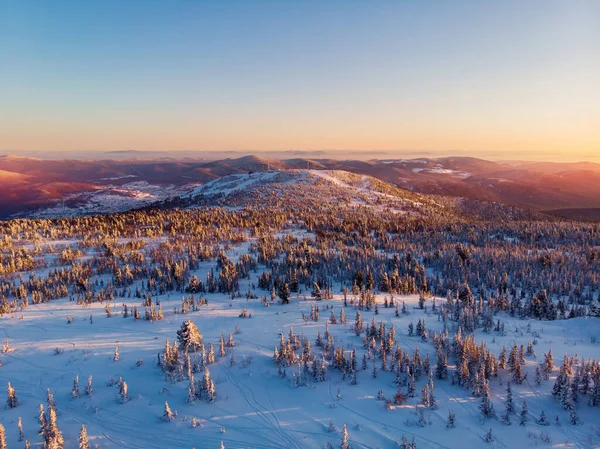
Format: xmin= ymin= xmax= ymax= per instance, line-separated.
xmin=446 ymin=409 xmax=456 ymax=428
xmin=38 ymin=404 xmax=47 ymax=437
xmin=327 ymin=419 xmax=336 ymax=433
xmin=18 ymin=416 xmax=24 ymax=441
xmin=0 ymin=424 xmax=5 ymax=449
xmin=478 ymin=376 xmax=495 ymax=418
xmin=340 ymin=424 xmax=349 ymax=449
xmin=501 ymin=407 xmax=511 ymax=425
xmin=200 ymin=367 xmax=216 ymax=402
xmin=569 ymin=409 xmax=581 ymax=425
xmin=46 ymin=388 xmax=56 ymax=409
xmin=120 ymin=381 xmax=128 ymax=403
xmin=85 ymin=375 xmax=93 ymax=396
xmin=505 ymin=382 xmax=515 ymax=414
xmin=113 ymin=344 xmax=119 ymax=362
xmin=7 ymin=381 xmax=18 ymax=408
xmin=537 ymin=410 xmax=549 ymax=426
xmin=519 ymin=399 xmax=528 ymax=425
xmin=162 ymin=401 xmax=176 ymax=422
xmin=207 ymin=343 xmax=215 ymax=364
xmin=78 ymin=424 xmax=89 ymax=449
xmin=72 ymin=375 xmax=80 ymax=399
xmin=46 ymin=406 xmax=65 ymax=449
xmin=187 ymin=372 xmax=196 ymax=403
xmin=219 ymin=333 xmax=226 ymax=357
xmin=177 ymin=320 xmax=203 ymax=352
xmin=484 ymin=428 xmax=493 ymax=443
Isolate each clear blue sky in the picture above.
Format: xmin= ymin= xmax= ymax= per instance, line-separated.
xmin=1 ymin=0 xmax=598 ymax=161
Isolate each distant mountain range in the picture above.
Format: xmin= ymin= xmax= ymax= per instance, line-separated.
xmin=2 ymin=154 xmax=600 ymax=220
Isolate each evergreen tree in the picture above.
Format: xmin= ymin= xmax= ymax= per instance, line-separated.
xmin=519 ymin=399 xmax=528 ymax=425
xmin=341 ymin=424 xmax=349 ymax=449
xmin=177 ymin=320 xmax=203 ymax=352
xmin=46 ymin=388 xmax=56 ymax=409
xmin=7 ymin=381 xmax=18 ymax=408
xmin=120 ymin=381 xmax=128 ymax=403
xmin=0 ymin=424 xmax=5 ymax=449
xmin=113 ymin=344 xmax=119 ymax=362
xmin=78 ymin=424 xmax=90 ymax=449
xmin=502 ymin=407 xmax=511 ymax=425
xmin=162 ymin=401 xmax=176 ymax=422
xmin=327 ymin=419 xmax=336 ymax=433
xmin=18 ymin=416 xmax=24 ymax=441
xmin=46 ymin=406 xmax=65 ymax=448
xmin=38 ymin=403 xmax=47 ymax=437
xmin=569 ymin=409 xmax=581 ymax=425
xmin=85 ymin=376 xmax=93 ymax=396
xmin=505 ymin=382 xmax=515 ymax=414
xmin=72 ymin=375 xmax=80 ymax=399
xmin=479 ymin=376 xmax=495 ymax=418
xmin=219 ymin=334 xmax=226 ymax=357
xmin=446 ymin=409 xmax=456 ymax=428
xmin=537 ymin=410 xmax=549 ymax=426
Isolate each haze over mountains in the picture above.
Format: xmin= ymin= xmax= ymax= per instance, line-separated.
xmin=1 ymin=154 xmax=600 ymax=220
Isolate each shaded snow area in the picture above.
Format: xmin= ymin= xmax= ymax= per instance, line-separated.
xmin=1 ymin=240 xmax=599 ymax=448
xmin=28 ymin=182 xmax=199 ymax=218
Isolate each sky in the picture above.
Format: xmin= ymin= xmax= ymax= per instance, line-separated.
xmin=1 ymin=0 xmax=599 ymax=162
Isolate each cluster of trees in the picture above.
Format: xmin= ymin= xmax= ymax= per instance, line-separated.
xmin=158 ymin=320 xmax=218 ymax=403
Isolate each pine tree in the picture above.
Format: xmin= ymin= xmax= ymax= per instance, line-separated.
xmin=327 ymin=419 xmax=336 ymax=433
xmin=354 ymin=311 xmax=363 ymax=336
xmin=484 ymin=428 xmax=493 ymax=443
xmin=7 ymin=381 xmax=18 ymax=408
xmin=46 ymin=406 xmax=65 ymax=448
xmin=560 ymin=378 xmax=574 ymax=411
xmin=569 ymin=409 xmax=581 ymax=425
xmin=219 ymin=334 xmax=226 ymax=357
xmin=202 ymin=367 xmax=216 ymax=402
xmin=18 ymin=416 xmax=24 ymax=441
xmin=408 ymin=373 xmax=416 ymax=397
xmin=479 ymin=376 xmax=495 ymax=418
xmin=177 ymin=320 xmax=203 ymax=352
xmin=78 ymin=424 xmax=90 ymax=449
xmin=505 ymin=382 xmax=515 ymax=414
xmin=502 ymin=407 xmax=511 ymax=425
xmin=207 ymin=344 xmax=215 ymax=364
xmin=341 ymin=424 xmax=349 ymax=449
xmin=72 ymin=375 xmax=80 ymax=398
xmin=38 ymin=403 xmax=47 ymax=437
xmin=46 ymin=388 xmax=56 ymax=409
xmin=0 ymin=424 xmax=5 ymax=449
xmin=120 ymin=381 xmax=128 ymax=403
xmin=162 ymin=401 xmax=176 ymax=421
xmin=187 ymin=372 xmax=196 ymax=403
xmin=85 ymin=375 xmax=93 ymax=396
xmin=519 ymin=399 xmax=528 ymax=425
xmin=537 ymin=410 xmax=549 ymax=426
xmin=113 ymin=344 xmax=119 ymax=361
xmin=446 ymin=409 xmax=456 ymax=428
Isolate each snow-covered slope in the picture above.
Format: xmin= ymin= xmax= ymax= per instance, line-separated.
xmin=27 ymin=182 xmax=199 ymax=219
xmin=182 ymin=169 xmax=441 ymax=214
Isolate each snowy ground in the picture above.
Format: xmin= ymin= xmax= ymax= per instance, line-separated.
xmin=1 ymin=241 xmax=600 ymax=449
